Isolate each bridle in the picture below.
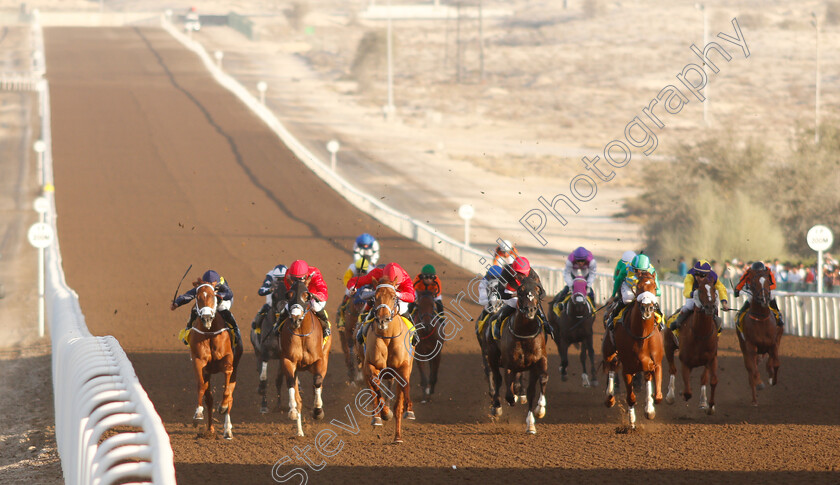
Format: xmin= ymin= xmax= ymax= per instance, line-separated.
xmin=193 ymin=283 xmax=217 ymax=329
xmin=512 ymin=284 xmax=542 ymax=339
xmin=373 ymin=283 xmax=401 ymax=338
xmin=286 ymin=278 xmax=312 ymax=332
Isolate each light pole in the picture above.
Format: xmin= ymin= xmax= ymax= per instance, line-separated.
xmin=257 ymin=81 xmax=267 ymax=105
xmin=696 ymin=3 xmax=709 ymax=127
xmin=214 ymin=50 xmax=224 ymax=69
xmin=384 ymin=0 xmax=395 ymax=120
xmin=458 ymin=204 xmax=475 ymax=247
xmin=326 ymin=139 xmax=340 ymax=171
xmin=812 ymin=12 xmax=821 ymax=144
xmin=33 ymin=140 xmax=45 ymax=187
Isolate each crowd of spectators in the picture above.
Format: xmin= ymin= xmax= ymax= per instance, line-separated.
xmin=672 ymin=254 xmax=840 ymax=294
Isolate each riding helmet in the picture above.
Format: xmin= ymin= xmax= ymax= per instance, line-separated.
xmin=355 ymin=233 xmax=375 ymax=249
xmin=383 ymin=263 xmax=403 ymax=283
xmin=621 ymin=250 xmax=637 ymax=263
xmin=202 ymin=270 xmax=220 ymax=283
xmin=632 ymin=254 xmax=651 ymax=271
xmin=571 ymin=246 xmax=592 ymax=262
xmin=421 ymin=264 xmax=436 ymax=275
xmin=693 ymin=260 xmax=712 ymax=273
xmin=288 ymin=260 xmax=310 ymax=278
xmin=486 ymin=265 xmax=504 ymax=279
xmin=511 ymin=257 xmax=531 ymax=275
xmin=751 ymin=261 xmax=766 ymax=272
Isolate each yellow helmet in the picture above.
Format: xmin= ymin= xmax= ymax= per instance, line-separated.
xmin=354 ymin=258 xmax=370 ymax=272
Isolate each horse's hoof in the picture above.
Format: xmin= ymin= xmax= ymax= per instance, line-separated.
xmin=288 ymin=409 xmax=299 ymax=421
xmin=526 ymin=426 xmax=536 ymax=435
xmin=751 ymin=401 xmax=759 ymax=407
xmin=665 ymin=392 xmax=674 ymax=405
xmin=383 ymin=408 xmax=393 ymax=421
xmin=699 ymin=401 xmax=709 ymax=410
xmin=769 ymin=377 xmax=774 ymax=386
xmin=404 ymin=411 xmax=416 ymax=420
xmin=605 ymin=396 xmax=615 ymax=408
xmin=219 ymin=405 xmax=229 ymax=415
xmin=313 ymin=408 xmax=325 ymax=420
xmin=756 ymin=382 xmax=765 ymax=391
xmin=260 ymin=405 xmax=268 ymax=414
xmin=561 ymin=373 xmax=568 ymax=382
xmin=581 ymin=374 xmax=591 ymax=388
xmin=645 ymin=410 xmax=656 ymax=420
xmin=223 ymin=430 xmax=233 ymax=440
xmin=518 ymin=395 xmax=528 ymax=405
xmin=393 ymin=437 xmax=404 ymax=444
xmin=706 ymin=405 xmax=716 ymax=415
xmin=372 ymin=417 xmax=383 ymax=426
xmin=536 ymin=406 xmax=546 ymax=419
xmin=491 ymin=405 xmax=502 ymax=417
xmin=683 ymin=393 xmax=692 ymax=402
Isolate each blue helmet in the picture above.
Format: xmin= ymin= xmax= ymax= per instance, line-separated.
xmin=486 ymin=265 xmax=503 ymax=279
xmin=355 ymin=233 xmax=375 ymax=249
xmin=202 ymin=270 xmax=220 ymax=283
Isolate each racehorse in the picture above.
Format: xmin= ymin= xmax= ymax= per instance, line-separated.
xmin=487 ymin=277 xmax=549 ymax=435
xmin=362 ymin=275 xmax=415 ymax=443
xmin=549 ymin=276 xmax=597 ymax=388
xmin=412 ymin=291 xmax=446 ymax=403
xmin=603 ymin=271 xmax=663 ymax=429
xmin=478 ymin=304 xmax=527 ymax=409
xmin=188 ymin=281 xmax=243 ymax=440
xmin=663 ymin=272 xmax=719 ymax=414
xmin=279 ymin=278 xmax=332 ymax=436
xmin=736 ymin=266 xmax=782 ymax=406
xmin=340 ymin=288 xmax=369 ymax=383
xmin=249 ymin=277 xmax=287 ymax=414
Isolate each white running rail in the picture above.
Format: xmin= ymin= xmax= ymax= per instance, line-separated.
xmin=26 ymin=15 xmax=176 ymax=485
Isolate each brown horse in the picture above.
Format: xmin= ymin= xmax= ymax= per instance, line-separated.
xmin=412 ymin=290 xmax=445 ymax=403
xmin=362 ymin=275 xmax=415 ymax=443
xmin=188 ymin=281 xmax=243 ymax=439
xmin=250 ymin=277 xmax=286 ymax=414
xmin=736 ymin=267 xmax=782 ymax=406
xmin=549 ymin=276 xmax=597 ymax=388
xmin=603 ymin=271 xmax=663 ymax=429
xmin=664 ymin=273 xmax=720 ymax=415
xmin=487 ymin=277 xmax=549 ymax=435
xmin=279 ymin=277 xmax=332 ymax=436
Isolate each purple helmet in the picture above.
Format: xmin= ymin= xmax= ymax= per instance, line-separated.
xmin=569 ymin=246 xmax=593 ymax=263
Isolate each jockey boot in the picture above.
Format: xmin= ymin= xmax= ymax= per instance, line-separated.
xmin=181 ymin=309 xmax=198 ymax=345
xmin=402 ymin=313 xmax=419 ymax=347
xmin=714 ymin=313 xmax=723 ymax=335
xmin=356 ymin=320 xmax=371 ymax=346
xmin=588 ymin=288 xmax=596 ymax=303
xmin=540 ymin=307 xmax=555 ymax=339
xmin=607 ymin=301 xmax=626 ymax=332
xmin=435 ymin=299 xmax=445 ymax=316
xmin=314 ymin=309 xmax=332 ymax=338
xmin=494 ymin=305 xmax=515 ymax=338
xmin=336 ymin=298 xmax=347 ymax=330
xmin=252 ymin=303 xmax=270 ymax=331
xmin=669 ymin=310 xmax=689 ymax=331
xmin=769 ymin=299 xmax=785 ymax=327
xmin=272 ymin=306 xmax=289 ymax=334
xmin=219 ymin=309 xmax=241 ymax=347
xmin=736 ymin=300 xmax=749 ymax=325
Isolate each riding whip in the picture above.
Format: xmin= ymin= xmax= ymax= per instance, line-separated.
xmin=172 ymin=264 xmax=193 ymax=303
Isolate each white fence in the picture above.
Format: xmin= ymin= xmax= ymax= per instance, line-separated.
xmin=20 ymin=18 xmax=177 ymax=485
xmin=159 ymin=16 xmax=840 ymax=343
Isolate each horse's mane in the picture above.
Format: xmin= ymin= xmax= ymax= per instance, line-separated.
xmin=191 ymin=277 xmax=204 ymax=288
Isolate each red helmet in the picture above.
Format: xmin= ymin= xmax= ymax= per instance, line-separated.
xmin=511 ymin=257 xmax=531 ymax=276
xmin=288 ymin=260 xmax=310 ymax=278
xmin=383 ymin=263 xmax=403 ymax=284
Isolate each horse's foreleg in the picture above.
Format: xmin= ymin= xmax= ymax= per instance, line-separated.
xmin=488 ymin=354 xmax=503 ymax=415
xmin=503 ymin=369 xmax=516 ymax=407
xmin=429 ymin=351 xmax=442 ymax=397
xmin=707 ymin=356 xmax=718 ymax=415
xmin=741 ymin=344 xmax=760 ymax=406
xmin=623 ymin=372 xmax=637 ymax=429
xmin=681 ymin=359 xmax=693 ymax=402
xmin=535 ymin=357 xmax=548 ymax=420
xmin=644 ymin=374 xmax=655 ymax=420
xmin=192 ymin=360 xmax=209 ymax=426
xmin=366 ymin=365 xmax=386 ymax=427
xmin=517 ymin=373 xmax=528 ymax=405
xmin=393 ymin=377 xmax=405 ymax=443
xmin=768 ymin=341 xmax=781 ymax=386
xmin=417 ymin=360 xmax=429 ymax=403
xmin=558 ymin=335 xmax=570 ymax=382
xmin=312 ymin=371 xmax=325 ymax=420
xmin=586 ymin=334 xmax=598 ymax=387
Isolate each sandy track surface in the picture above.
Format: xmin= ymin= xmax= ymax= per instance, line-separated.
xmin=45 ymin=27 xmax=840 ymax=484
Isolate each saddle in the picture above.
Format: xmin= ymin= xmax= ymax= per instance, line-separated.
xmin=553 ymin=294 xmax=594 ymax=317
xmin=178 ymin=326 xmax=238 ymax=347
xmin=492 ymin=313 xmax=548 ymax=340
xmin=358 ymin=315 xmax=416 ymax=346
xmin=476 ymin=311 xmax=494 ymax=336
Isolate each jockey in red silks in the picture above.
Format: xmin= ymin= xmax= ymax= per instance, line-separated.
xmin=490 ymin=256 xmax=551 ymax=338
xmin=273 ymin=259 xmax=331 ymax=340
xmin=347 ymin=262 xmax=416 ymax=345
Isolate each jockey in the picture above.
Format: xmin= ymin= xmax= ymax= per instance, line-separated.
xmin=353 ymin=233 xmax=380 ymax=266
xmin=172 ymin=269 xmax=240 ymax=347
xmin=668 ymin=260 xmax=730 ymax=333
xmin=491 ymin=256 xmax=550 ymax=337
xmin=607 ymin=254 xmax=662 ymax=330
xmin=492 ymin=239 xmax=518 ymax=266
xmin=734 ymin=261 xmax=785 ymax=327
xmin=347 ymin=262 xmax=416 ymax=346
xmin=554 ymin=246 xmax=597 ymax=310
xmin=614 ymin=250 xmax=637 ymax=280
xmin=476 ymin=265 xmax=504 ymax=334
xmin=273 ymin=260 xmax=332 ymax=340
xmin=409 ymin=264 xmax=445 ymax=315
xmin=251 ymin=264 xmax=287 ymax=332
xmin=336 ymin=257 xmax=372 ymax=330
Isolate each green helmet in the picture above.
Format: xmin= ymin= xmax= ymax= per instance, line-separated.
xmin=421 ymin=264 xmax=436 ymax=275
xmin=632 ymin=254 xmax=651 ymax=271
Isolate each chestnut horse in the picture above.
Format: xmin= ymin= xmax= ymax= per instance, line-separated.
xmin=549 ymin=276 xmax=597 ymax=388
xmin=189 ymin=281 xmax=243 ymax=440
xmin=736 ymin=266 xmax=782 ymax=406
xmin=487 ymin=277 xmax=549 ymax=435
xmin=412 ymin=290 xmax=445 ymax=403
xmin=603 ymin=271 xmax=663 ymax=429
xmin=664 ymin=273 xmax=720 ymax=414
xmin=362 ymin=275 xmax=415 ymax=443
xmin=279 ymin=278 xmax=332 ymax=436
xmin=250 ymin=277 xmax=286 ymax=414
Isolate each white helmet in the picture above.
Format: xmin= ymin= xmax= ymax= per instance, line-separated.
xmin=621 ymin=250 xmax=636 ymax=263
xmin=499 ymin=240 xmax=514 ymax=252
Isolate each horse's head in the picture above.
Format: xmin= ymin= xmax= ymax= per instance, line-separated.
xmin=694 ymin=273 xmax=717 ymax=315
xmin=373 ymin=277 xmax=399 ymax=331
xmin=569 ymin=277 xmax=591 ymax=314
xmin=749 ymin=267 xmax=771 ymax=306
xmin=285 ymin=277 xmax=310 ymax=330
xmin=270 ymin=277 xmax=287 ymax=313
xmin=635 ymin=270 xmax=657 ymax=295
xmin=194 ymin=283 xmax=217 ymax=330
xmin=516 ymin=277 xmax=541 ymax=320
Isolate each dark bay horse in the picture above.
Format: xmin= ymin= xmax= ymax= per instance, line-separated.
xmin=488 ymin=277 xmax=549 ymax=435
xmin=363 ymin=276 xmax=415 ymax=443
xmin=549 ymin=276 xmax=597 ymax=387
xmin=412 ymin=290 xmax=445 ymax=403
xmin=340 ymin=288 xmax=369 ymax=384
xmin=603 ymin=271 xmax=663 ymax=429
xmin=189 ymin=281 xmax=243 ymax=439
xmin=736 ymin=267 xmax=782 ymax=406
xmin=249 ymin=277 xmax=286 ymax=414
xmin=279 ymin=278 xmax=332 ymax=436
xmin=664 ymin=273 xmax=720 ymax=414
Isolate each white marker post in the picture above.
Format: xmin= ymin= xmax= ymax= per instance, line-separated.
xmin=458 ymin=204 xmax=474 ymax=247
xmin=257 ymin=81 xmax=267 ymax=105
xmin=33 ymin=140 xmax=46 ymax=186
xmin=807 ymin=224 xmax=834 ymax=294
xmin=28 ymin=215 xmax=53 ymax=338
xmin=326 ymin=139 xmax=340 ymax=171
xmin=214 ymin=50 xmax=224 ymax=69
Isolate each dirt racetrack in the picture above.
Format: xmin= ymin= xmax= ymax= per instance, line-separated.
xmin=45 ymin=27 xmax=840 ymax=484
